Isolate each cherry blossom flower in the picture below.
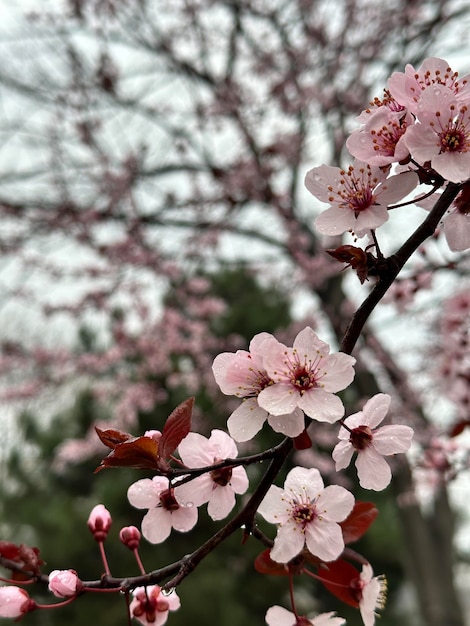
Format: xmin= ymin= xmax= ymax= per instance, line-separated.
xmin=354 ymin=90 xmax=406 ymax=123
xmin=305 ymin=161 xmax=418 ymax=237
xmin=349 ymin=564 xmax=387 ymax=626
xmin=48 ymin=569 xmax=82 ymax=598
xmin=176 ymin=429 xmax=249 ymax=520
xmin=0 ymin=586 xmax=36 ymax=618
xmin=346 ymin=107 xmax=412 ymax=167
xmin=388 ymin=57 xmax=470 ymax=114
xmin=257 ymin=327 xmax=356 ymax=424
xmin=127 ymin=476 xmax=197 ymax=544
xmin=257 ymin=466 xmax=354 ymax=563
xmin=212 ymin=332 xmax=305 ymax=440
xmin=404 ymin=86 xmax=470 ymax=183
xmin=130 ymin=585 xmax=180 ymax=626
xmin=332 ymin=394 xmax=413 ymax=491
xmin=265 ymin=605 xmax=345 ymax=626
xmin=87 ymin=504 xmax=112 ymax=541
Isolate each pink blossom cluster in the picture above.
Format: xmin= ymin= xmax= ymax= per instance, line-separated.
xmin=127 ymin=429 xmax=249 ymax=543
xmin=305 ymin=57 xmax=470 ymax=251
xmin=212 ymin=326 xmax=356 ymax=441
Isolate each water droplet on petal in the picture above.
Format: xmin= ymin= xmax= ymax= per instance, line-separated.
xmin=161 ymin=587 xmax=175 ymax=597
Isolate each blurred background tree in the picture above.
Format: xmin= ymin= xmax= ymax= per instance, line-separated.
xmin=0 ymin=2 xmax=469 ymax=625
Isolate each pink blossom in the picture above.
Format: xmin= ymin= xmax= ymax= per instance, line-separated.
xmin=404 ymin=86 xmax=470 ymax=183
xmin=305 ymin=161 xmax=418 ymax=237
xmin=0 ymin=586 xmax=35 ymax=618
xmin=388 ymin=57 xmax=470 ymax=114
xmin=127 ymin=476 xmax=197 ymax=544
xmin=257 ymin=327 xmax=356 ymax=424
xmin=130 ymin=585 xmax=180 ymax=626
xmin=87 ymin=504 xmax=112 ymax=541
xmin=350 ymin=564 xmax=387 ymax=626
xmin=257 ymin=466 xmax=354 ymax=563
xmin=346 ymin=107 xmax=412 ymax=166
xmin=265 ymin=605 xmax=345 ymax=626
xmin=333 ymin=394 xmax=413 ymax=491
xmin=48 ymin=569 xmax=82 ymax=598
xmin=176 ymin=430 xmax=249 ymax=520
xmin=212 ymin=333 xmax=305 ymax=440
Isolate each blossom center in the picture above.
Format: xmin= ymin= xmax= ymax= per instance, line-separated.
xmin=440 ymin=128 xmax=466 ymax=152
xmin=349 ymin=425 xmax=373 ymax=450
xmin=159 ymin=488 xmax=180 ymax=511
xmin=293 ymin=366 xmax=316 ymax=392
xmin=291 ymin=499 xmax=318 ymax=528
xmin=210 ymin=465 xmax=233 ymax=486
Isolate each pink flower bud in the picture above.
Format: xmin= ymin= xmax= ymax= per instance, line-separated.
xmin=119 ymin=526 xmax=141 ymax=550
xmin=48 ymin=569 xmax=82 ymax=598
xmin=0 ymin=586 xmax=36 ymax=618
xmin=87 ymin=504 xmax=112 ymax=541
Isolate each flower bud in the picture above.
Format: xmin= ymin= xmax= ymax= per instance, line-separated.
xmin=87 ymin=504 xmax=112 ymax=541
xmin=0 ymin=586 xmax=36 ymax=618
xmin=119 ymin=526 xmax=141 ymax=551
xmin=48 ymin=569 xmax=82 ymax=598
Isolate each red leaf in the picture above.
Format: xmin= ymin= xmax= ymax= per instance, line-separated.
xmin=449 ymin=419 xmax=470 ymax=437
xmin=317 ymin=559 xmax=361 ymax=607
xmin=293 ymin=429 xmax=312 ymax=450
xmin=254 ymin=549 xmax=304 ymax=576
xmin=95 ymin=435 xmax=160 ymax=472
xmin=95 ymin=426 xmax=133 ymax=449
xmin=340 ymin=501 xmax=378 ymax=544
xmin=159 ymin=397 xmax=194 ymax=461
xmin=0 ymin=542 xmax=44 ymax=579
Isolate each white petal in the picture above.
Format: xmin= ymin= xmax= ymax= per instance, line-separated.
xmin=361 ymin=393 xmax=391 ymax=428
xmin=141 ymin=508 xmax=172 ymax=544
xmin=317 ymin=485 xmax=354 ymax=522
xmin=267 ymin=408 xmax=305 ymax=437
xmin=373 ymin=425 xmax=413 ymax=455
xmin=265 ymin=605 xmax=297 ymax=626
xmin=298 ymin=388 xmax=345 ymax=423
xmin=257 ymin=485 xmax=290 ymax=524
xmin=171 ymin=505 xmax=198 ymax=532
xmin=227 ymin=398 xmax=267 ymax=442
xmin=207 ymin=486 xmax=236 ymax=520
xmin=356 ymin=448 xmax=392 ymax=491
xmin=270 ymin=522 xmax=305 ymax=563
xmin=258 ymin=384 xmax=300 ymax=416
xmin=209 ymin=429 xmax=238 ymax=459
xmin=127 ymin=478 xmax=161 ymax=509
xmin=305 ymin=519 xmax=344 ymax=562
xmin=332 ymin=440 xmax=354 ymax=471
xmin=285 ymin=466 xmax=324 ymax=497
xmin=178 ymin=432 xmax=212 ymax=467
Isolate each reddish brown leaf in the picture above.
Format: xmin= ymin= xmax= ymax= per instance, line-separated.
xmin=340 ymin=501 xmax=378 ymax=544
xmin=159 ymin=397 xmax=194 ymax=460
xmin=317 ymin=559 xmax=360 ymax=608
xmin=293 ymin=429 xmax=312 ymax=450
xmin=449 ymin=419 xmax=470 ymax=437
xmin=254 ymin=549 xmax=292 ymax=576
xmin=95 ymin=435 xmax=160 ymax=472
xmin=95 ymin=426 xmax=133 ymax=449
xmin=0 ymin=542 xmax=44 ymax=578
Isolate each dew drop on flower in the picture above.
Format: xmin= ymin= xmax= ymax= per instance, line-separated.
xmin=161 ymin=587 xmax=176 ymax=597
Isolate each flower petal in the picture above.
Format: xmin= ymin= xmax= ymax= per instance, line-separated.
xmin=267 ymin=408 xmax=305 ymax=437
xmin=270 ymin=521 xmax=305 ymax=563
xmin=305 ymin=519 xmax=345 ymax=561
xmin=298 ymin=388 xmax=345 ymax=423
xmin=356 ymin=448 xmax=392 ymax=491
xmin=227 ymin=398 xmax=267 ymax=442
xmin=373 ymin=425 xmax=413 ymax=454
